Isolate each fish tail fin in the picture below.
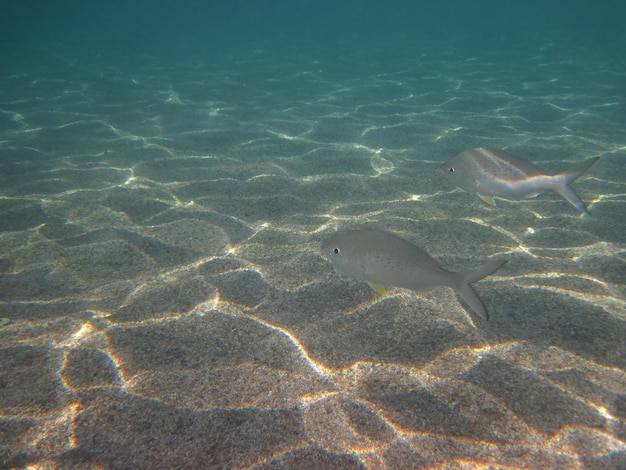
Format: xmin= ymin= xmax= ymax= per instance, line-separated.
xmin=553 ymin=157 xmax=600 ymax=215
xmin=454 ymin=259 xmax=506 ymax=320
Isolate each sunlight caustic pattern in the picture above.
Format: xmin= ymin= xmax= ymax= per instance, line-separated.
xmin=1 ymin=42 xmax=625 ymax=468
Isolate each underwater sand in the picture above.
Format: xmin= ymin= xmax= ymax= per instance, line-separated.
xmin=1 ymin=41 xmax=625 ymax=468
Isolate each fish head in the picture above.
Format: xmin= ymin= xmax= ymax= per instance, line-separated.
xmin=438 ymin=155 xmax=476 ymax=192
xmin=438 ymin=159 xmax=462 ymax=183
xmin=320 ymin=234 xmax=352 ymax=274
xmin=438 ymin=160 xmax=455 ymax=176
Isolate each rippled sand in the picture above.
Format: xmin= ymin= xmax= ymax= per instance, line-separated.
xmin=1 ymin=42 xmax=625 ymax=468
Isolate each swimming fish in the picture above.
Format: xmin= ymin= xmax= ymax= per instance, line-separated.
xmin=438 ymin=147 xmax=599 ymax=215
xmin=320 ymin=228 xmax=505 ymax=320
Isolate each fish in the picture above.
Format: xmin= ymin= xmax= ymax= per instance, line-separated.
xmin=320 ymin=228 xmax=505 ymax=320
xmin=438 ymin=147 xmax=599 ymax=215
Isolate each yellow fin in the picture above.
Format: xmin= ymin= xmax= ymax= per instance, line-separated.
xmin=478 ymin=194 xmax=496 ymax=206
xmin=367 ymin=282 xmax=387 ymax=296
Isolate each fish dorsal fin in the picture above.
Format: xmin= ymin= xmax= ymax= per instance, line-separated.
xmin=478 ymin=194 xmax=496 ymax=206
xmin=367 ymin=282 xmax=387 ymax=296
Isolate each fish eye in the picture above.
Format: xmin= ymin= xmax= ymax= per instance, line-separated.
xmin=448 ymin=167 xmax=454 ymax=173
xmin=333 ymin=247 xmax=341 ymax=255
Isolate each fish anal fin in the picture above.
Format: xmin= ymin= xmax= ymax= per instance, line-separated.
xmin=367 ymin=282 xmax=387 ymax=296
xmin=478 ymin=194 xmax=496 ymax=206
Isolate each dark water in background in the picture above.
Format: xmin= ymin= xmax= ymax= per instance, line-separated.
xmin=3 ymin=1 xmax=626 ymax=59
xmin=1 ymin=1 xmax=626 ymax=469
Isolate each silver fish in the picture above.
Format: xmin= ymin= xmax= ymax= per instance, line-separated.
xmin=439 ymin=147 xmax=599 ymax=215
xmin=320 ymin=228 xmax=505 ymax=320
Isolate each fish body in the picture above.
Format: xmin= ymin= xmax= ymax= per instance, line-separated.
xmin=320 ymin=228 xmax=505 ymax=320
xmin=439 ymin=147 xmax=599 ymax=215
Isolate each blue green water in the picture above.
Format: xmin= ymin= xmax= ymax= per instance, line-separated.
xmin=1 ymin=2 xmax=625 ymax=468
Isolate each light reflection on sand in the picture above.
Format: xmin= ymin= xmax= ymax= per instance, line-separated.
xmin=1 ymin=41 xmax=625 ymax=468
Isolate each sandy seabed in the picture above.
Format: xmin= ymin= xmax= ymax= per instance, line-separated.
xmin=1 ymin=42 xmax=625 ymax=469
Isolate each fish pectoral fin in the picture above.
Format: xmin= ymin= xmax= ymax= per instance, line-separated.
xmin=367 ymin=282 xmax=387 ymax=296
xmin=478 ymin=194 xmax=496 ymax=206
